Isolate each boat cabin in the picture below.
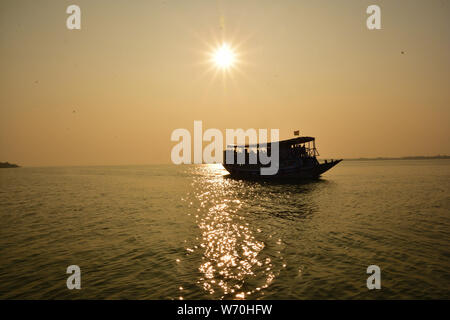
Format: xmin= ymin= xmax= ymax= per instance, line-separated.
xmin=224 ymin=136 xmax=319 ymax=165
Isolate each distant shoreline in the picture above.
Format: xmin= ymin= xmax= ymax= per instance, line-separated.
xmin=0 ymin=162 xmax=19 ymax=168
xmin=340 ymin=155 xmax=450 ymax=161
xmin=2 ymin=156 xmax=449 ymax=168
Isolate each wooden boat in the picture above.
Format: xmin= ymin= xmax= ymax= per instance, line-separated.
xmin=222 ymin=136 xmax=341 ymax=179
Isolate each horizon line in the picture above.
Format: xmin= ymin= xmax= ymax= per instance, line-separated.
xmin=2 ymin=155 xmax=449 ymax=168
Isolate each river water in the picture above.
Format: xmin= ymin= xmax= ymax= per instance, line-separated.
xmin=0 ymin=160 xmax=449 ymax=299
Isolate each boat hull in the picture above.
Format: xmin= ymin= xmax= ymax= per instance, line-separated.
xmin=222 ymin=159 xmax=342 ymax=179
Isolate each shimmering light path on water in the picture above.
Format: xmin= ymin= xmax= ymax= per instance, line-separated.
xmin=0 ymin=160 xmax=449 ymax=299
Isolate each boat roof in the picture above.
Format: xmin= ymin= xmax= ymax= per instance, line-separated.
xmin=228 ymin=136 xmax=315 ymax=148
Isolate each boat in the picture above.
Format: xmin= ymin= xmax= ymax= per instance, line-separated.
xmin=222 ymin=135 xmax=342 ymax=179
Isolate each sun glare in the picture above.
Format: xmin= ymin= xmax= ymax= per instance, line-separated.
xmin=212 ymin=43 xmax=236 ymax=70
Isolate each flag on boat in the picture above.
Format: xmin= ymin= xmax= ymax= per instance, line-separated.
xmin=294 ymin=130 xmax=300 ymax=136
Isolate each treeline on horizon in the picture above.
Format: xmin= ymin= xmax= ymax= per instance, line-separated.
xmin=0 ymin=162 xmax=19 ymax=168
xmin=341 ymin=155 xmax=450 ymax=161
xmin=2 ymin=155 xmax=449 ymax=168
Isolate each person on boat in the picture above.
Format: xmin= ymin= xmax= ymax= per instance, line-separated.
xmin=300 ymin=145 xmax=306 ymax=157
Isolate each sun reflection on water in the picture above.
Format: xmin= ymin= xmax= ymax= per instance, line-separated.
xmin=183 ymin=164 xmax=277 ymax=299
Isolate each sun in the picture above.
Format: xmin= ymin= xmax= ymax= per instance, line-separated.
xmin=212 ymin=43 xmax=236 ymax=70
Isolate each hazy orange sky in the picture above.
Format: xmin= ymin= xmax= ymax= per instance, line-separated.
xmin=1 ymin=0 xmax=449 ymax=166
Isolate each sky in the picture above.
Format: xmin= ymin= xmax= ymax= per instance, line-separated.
xmin=1 ymin=0 xmax=449 ymax=166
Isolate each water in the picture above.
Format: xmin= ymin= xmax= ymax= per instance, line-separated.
xmin=0 ymin=160 xmax=449 ymax=299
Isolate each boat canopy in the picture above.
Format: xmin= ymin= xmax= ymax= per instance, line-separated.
xmin=227 ymin=136 xmax=315 ymax=149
